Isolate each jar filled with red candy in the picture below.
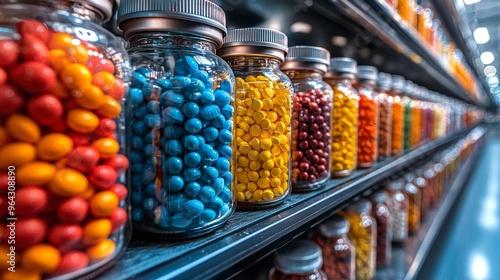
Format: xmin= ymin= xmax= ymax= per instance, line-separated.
xmin=0 ymin=0 xmax=130 ymax=279
xmin=371 ymin=191 xmax=392 ymax=267
xmin=281 ymin=46 xmax=332 ymax=191
xmin=269 ymin=239 xmax=327 ymax=280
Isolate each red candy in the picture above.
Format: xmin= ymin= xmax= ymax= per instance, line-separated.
xmin=109 ymin=207 xmax=127 ymax=234
xmin=87 ymin=56 xmax=115 ymax=74
xmin=110 ymin=183 xmax=128 ymax=202
xmin=67 ymin=133 xmax=91 ymax=147
xmin=9 ymin=61 xmax=56 ymax=94
xmin=0 ymin=40 xmax=19 ymax=67
xmin=16 ymin=186 xmax=49 ymax=217
xmin=0 ymin=68 xmax=6 ymax=85
xmin=66 ymin=146 xmax=100 ymax=173
xmin=95 ymin=118 xmax=117 ymax=137
xmin=17 ymin=20 xmax=50 ymax=43
xmin=57 ymin=197 xmax=89 ymax=223
xmin=103 ymin=154 xmax=129 ymax=174
xmin=0 ymin=85 xmax=24 ymax=115
xmin=89 ymin=165 xmax=117 ymax=189
xmin=15 ymin=218 xmax=48 ymax=250
xmin=48 ymin=224 xmax=84 ymax=250
xmin=0 ymin=197 xmax=8 ymax=218
xmin=49 ymin=251 xmax=90 ymax=276
xmin=19 ymin=35 xmax=49 ymax=63
xmin=0 ymin=173 xmax=7 ymax=195
xmin=26 ymin=93 xmax=63 ymax=125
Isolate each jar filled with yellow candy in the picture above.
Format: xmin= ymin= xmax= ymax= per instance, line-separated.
xmin=324 ymin=58 xmax=359 ymax=177
xmin=218 ymin=28 xmax=293 ymax=209
xmin=342 ymin=199 xmax=376 ymax=280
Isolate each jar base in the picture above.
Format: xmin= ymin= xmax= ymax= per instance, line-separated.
xmin=236 ymin=197 xmax=288 ymax=210
xmin=292 ymin=180 xmax=328 ymax=193
xmin=358 ymin=162 xmax=374 ymax=169
xmin=331 ymin=170 xmax=354 ymax=178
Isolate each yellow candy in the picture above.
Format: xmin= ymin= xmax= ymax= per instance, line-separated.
xmin=273 ymin=187 xmax=284 ymax=196
xmin=275 ymin=157 xmax=285 ymax=167
xmin=249 ymin=161 xmax=261 ymax=171
xmin=267 ymin=111 xmax=278 ymax=122
xmin=239 ymin=122 xmax=250 ymax=132
xmin=262 ymin=189 xmax=274 ymax=201
xmin=242 ymin=134 xmax=252 ymax=142
xmin=236 ymin=128 xmax=245 ymax=137
xmin=260 ymin=131 xmax=271 ymax=138
xmin=260 ymin=119 xmax=271 ymax=130
xmin=236 ymin=191 xmax=245 ymax=201
xmin=237 ymin=156 xmax=249 ymax=167
xmin=278 ymin=135 xmax=288 ymax=144
xmin=242 ymin=116 xmax=255 ymax=125
xmin=260 ymin=150 xmax=272 ymax=161
xmin=245 ymin=191 xmax=253 ymax=200
xmin=245 ymin=75 xmax=256 ymax=82
xmin=262 ymin=99 xmax=274 ymax=110
xmin=236 ymin=183 xmax=247 ymax=192
xmin=248 ymin=150 xmax=260 ymax=160
xmin=253 ymin=189 xmax=263 ymax=200
xmin=253 ymin=111 xmax=266 ymax=124
xmin=251 ymin=100 xmax=263 ymax=111
xmin=257 ymin=178 xmax=270 ymax=188
xmin=237 ymin=171 xmax=249 ymax=183
xmin=6 ymin=114 xmax=41 ymax=143
xmin=259 ymin=170 xmax=270 ymax=178
xmin=263 ymin=159 xmax=274 ymax=170
xmin=248 ymin=171 xmax=259 ymax=181
xmin=250 ymin=138 xmax=260 ymax=150
xmin=0 ymin=143 xmax=36 ymax=169
xmin=249 ymin=125 xmax=261 ymax=137
xmin=276 ymin=122 xmax=286 ymax=133
xmin=239 ymin=143 xmax=251 ymax=154
xmin=271 ymin=168 xmax=281 ymax=177
xmin=247 ymin=182 xmax=258 ymax=192
xmin=260 ymin=138 xmax=272 ymax=150
xmin=263 ymin=88 xmax=274 ymax=99
xmin=37 ymin=133 xmax=73 ymax=161
xmin=271 ymin=146 xmax=281 ymax=155
xmin=17 ymin=161 xmax=56 ymax=185
xmin=244 ymin=98 xmax=252 ymax=107
xmin=271 ymin=136 xmax=280 ymax=146
xmin=271 ymin=178 xmax=281 ymax=188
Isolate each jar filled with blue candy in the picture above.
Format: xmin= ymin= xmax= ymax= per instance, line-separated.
xmin=118 ymin=0 xmax=235 ymax=237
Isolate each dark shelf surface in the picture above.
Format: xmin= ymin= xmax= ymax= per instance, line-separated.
xmin=375 ymin=127 xmax=486 ymax=280
xmin=96 ymin=126 xmax=477 ymax=280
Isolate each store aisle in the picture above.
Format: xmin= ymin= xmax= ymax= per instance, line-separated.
xmin=420 ymin=128 xmax=500 ymax=280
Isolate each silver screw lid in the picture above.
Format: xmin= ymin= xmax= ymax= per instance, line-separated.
xmin=392 ymin=75 xmax=405 ymax=92
xmin=319 ymin=214 xmax=349 ymax=238
xmin=347 ymin=199 xmax=372 ymax=214
xmin=378 ymin=72 xmax=392 ymax=90
xmin=357 ymin=65 xmax=378 ymax=81
xmin=117 ymin=0 xmax=227 ymax=46
xmin=404 ymin=80 xmax=415 ymax=96
xmin=274 ymin=239 xmax=323 ymax=274
xmin=328 ymin=57 xmax=357 ymax=75
xmin=372 ymin=191 xmax=388 ymax=204
xmin=281 ymin=45 xmax=330 ymax=73
xmin=388 ymin=178 xmax=405 ymax=190
xmin=218 ymin=27 xmax=288 ymax=61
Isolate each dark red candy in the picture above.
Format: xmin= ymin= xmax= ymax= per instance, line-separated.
xmin=15 ymin=218 xmax=48 ymax=250
xmin=0 ymin=40 xmax=19 ymax=68
xmin=109 ymin=207 xmax=127 ymax=234
xmin=110 ymin=183 xmax=128 ymax=202
xmin=0 ymin=85 xmax=24 ymax=115
xmin=16 ymin=185 xmax=49 ymax=217
xmin=96 ymin=118 xmax=116 ymax=137
xmin=57 ymin=197 xmax=89 ymax=223
xmin=26 ymin=94 xmax=63 ymax=125
xmin=66 ymin=146 xmax=100 ymax=173
xmin=103 ymin=154 xmax=130 ymax=174
xmin=48 ymin=224 xmax=84 ymax=250
xmin=19 ymin=35 xmax=49 ymax=63
xmin=89 ymin=165 xmax=118 ymax=189
xmin=0 ymin=68 xmax=6 ymax=85
xmin=49 ymin=251 xmax=90 ymax=276
xmin=17 ymin=20 xmax=50 ymax=43
xmin=9 ymin=61 xmax=56 ymax=94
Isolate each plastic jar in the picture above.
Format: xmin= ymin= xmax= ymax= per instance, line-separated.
xmin=269 ymin=239 xmax=327 ymax=280
xmin=371 ymin=191 xmax=392 ymax=267
xmin=404 ymin=173 xmax=421 ymax=234
xmin=389 ymin=74 xmax=405 ymax=156
xmin=355 ymin=66 xmax=379 ymax=168
xmin=386 ymin=179 xmax=409 ymax=242
xmin=324 ymin=58 xmax=359 ymax=177
xmin=342 ymin=199 xmax=376 ymax=280
xmin=118 ymin=0 xmax=235 ymax=236
xmin=376 ymin=73 xmax=393 ymax=161
xmin=281 ymin=46 xmax=332 ymax=191
xmin=219 ymin=28 xmax=292 ymax=208
xmin=0 ymin=1 xmax=131 ymax=279
xmin=314 ymin=215 xmax=355 ymax=280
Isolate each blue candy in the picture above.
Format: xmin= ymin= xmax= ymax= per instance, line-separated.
xmin=184 ymin=152 xmax=201 ymax=168
xmin=202 ymin=167 xmax=219 ymax=183
xmin=223 ymin=119 xmax=233 ymax=130
xmin=153 ymin=78 xmax=172 ymax=91
xmin=217 ymin=144 xmax=232 ymax=159
xmin=131 ymin=136 xmax=145 ymax=150
xmin=199 ymin=105 xmax=220 ymax=120
xmin=131 ymin=72 xmax=148 ymax=88
xmin=201 ymin=126 xmax=219 ymax=141
xmin=191 ymin=70 xmax=210 ymax=83
xmin=206 ymin=196 xmax=224 ymax=212
xmin=163 ymin=125 xmax=183 ymax=139
xmin=165 ymin=157 xmax=183 ymax=174
xmin=199 ymin=89 xmax=215 ymax=105
xmin=144 ymin=114 xmax=162 ymax=129
xmin=135 ymin=67 xmax=150 ymax=76
xmin=181 ymin=102 xmax=200 ymax=118
xmin=168 ymin=194 xmax=188 ymax=213
xmin=184 ymin=118 xmax=202 ymax=134
xmin=143 ymin=144 xmax=157 ymax=158
xmin=129 ymin=88 xmax=144 ymax=106
xmin=220 ymin=79 xmax=232 ymax=93
xmin=131 ymin=191 xmax=145 ymax=207
xmin=214 ymin=89 xmax=231 ymax=106
xmin=141 ymin=83 xmax=162 ymax=101
xmin=220 ymin=172 xmax=233 ymax=187
xmin=212 ymin=177 xmax=224 ymax=195
xmin=182 ymin=135 xmax=200 ymax=151
xmin=160 ymin=90 xmax=184 ymax=108
xmin=219 ymin=186 xmax=231 ymax=202
xmin=221 ymin=204 xmax=230 ymax=216
xmin=220 ymin=104 xmax=234 ymax=119
xmin=199 ymin=186 xmax=216 ymax=203
xmin=198 ymin=209 xmax=217 ymax=225
xmin=183 ymin=199 xmax=204 ymax=219
xmin=184 ymin=56 xmax=199 ymax=73
xmin=197 ymin=135 xmax=206 ymax=145
xmin=164 ymin=140 xmax=183 ymax=156
xmin=155 ymin=188 xmax=168 ymax=204
xmin=144 ymin=130 xmax=160 ymax=144
xmin=130 ymin=151 xmax=143 ymax=164
xmin=174 ymin=59 xmax=188 ymax=75
xmin=142 ymin=197 xmax=158 ymax=212
xmin=199 ymin=144 xmax=219 ymax=161
xmin=141 ymin=160 xmax=156 ymax=185
xmin=131 ymin=163 xmax=144 ymax=174
xmin=171 ymin=213 xmax=193 ymax=228
xmin=184 ymin=181 xmax=201 ymax=198
xmin=144 ymin=183 xmax=157 ymax=196
xmin=154 ymin=205 xmax=170 ymax=228
xmin=147 ymin=100 xmax=160 ymax=113
xmin=134 ymin=104 xmax=147 ymax=119
xmin=215 ymin=158 xmax=230 ymax=172
xmin=132 ymin=208 xmax=145 ymax=223
xmin=185 ymin=78 xmax=205 ymax=96
xmin=210 ymin=115 xmax=225 ymax=129
xmin=162 ymin=107 xmax=184 ymax=124
xmin=218 ymin=129 xmax=232 ymax=145
xmin=166 ymin=175 xmax=185 ymax=192
xmin=182 ymin=168 xmax=201 ymax=182
xmin=131 ymin=175 xmax=142 ymax=190
xmin=172 ymin=76 xmax=191 ymax=89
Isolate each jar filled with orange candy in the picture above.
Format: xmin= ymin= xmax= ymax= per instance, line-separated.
xmin=389 ymin=75 xmax=406 ymax=155
xmin=0 ymin=0 xmax=130 ymax=279
xmin=403 ymin=173 xmax=421 ymax=235
xmin=355 ymin=66 xmax=379 ymax=168
xmin=376 ymin=73 xmax=393 ymax=161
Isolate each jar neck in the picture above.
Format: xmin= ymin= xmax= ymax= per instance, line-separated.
xmin=11 ymin=0 xmax=106 ymax=24
xmin=285 ymin=69 xmax=324 ymax=80
xmin=225 ymin=56 xmax=282 ymax=69
xmin=357 ymin=79 xmax=376 ymax=89
xmin=325 ymin=76 xmax=354 ymax=86
xmin=128 ymin=33 xmax=217 ymax=53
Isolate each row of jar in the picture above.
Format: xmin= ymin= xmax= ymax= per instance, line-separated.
xmin=0 ymin=0 xmax=483 ymax=279
xmin=269 ymin=129 xmax=483 ymax=280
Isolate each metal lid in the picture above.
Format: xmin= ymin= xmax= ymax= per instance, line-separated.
xmin=404 ymin=172 xmax=416 ymax=182
xmin=404 ymin=80 xmax=415 ymax=96
xmin=391 ymin=75 xmax=405 ymax=93
xmin=378 ymin=72 xmax=392 ymax=90
xmin=347 ymin=199 xmax=372 ymax=214
xmin=371 ymin=190 xmax=388 ymax=204
xmin=117 ymin=0 xmax=227 ymax=46
xmin=357 ymin=65 xmax=378 ymax=81
xmin=281 ymin=45 xmax=330 ymax=73
xmin=319 ymin=214 xmax=349 ymax=237
xmin=415 ymin=177 xmax=426 ymax=187
xmin=328 ymin=57 xmax=357 ymax=75
xmin=274 ymin=239 xmax=323 ymax=274
xmin=388 ymin=178 xmax=404 ymax=190
xmin=218 ymin=27 xmax=288 ymax=61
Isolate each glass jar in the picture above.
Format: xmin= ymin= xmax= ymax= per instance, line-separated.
xmin=433 ymin=162 xmax=445 ymax=201
xmin=281 ymin=46 xmax=332 ymax=191
xmin=314 ymin=214 xmax=355 ymax=280
xmin=398 ymin=78 xmax=413 ymax=150
xmin=324 ymin=58 xmax=359 ymax=177
xmin=406 ymin=82 xmax=421 ymax=149
xmin=386 ymin=179 xmax=409 ymax=242
xmin=342 ymin=199 xmax=376 ymax=280
xmin=0 ymin=1 xmax=130 ymax=279
xmin=371 ymin=191 xmax=392 ymax=267
xmin=376 ymin=73 xmax=393 ymax=161
xmin=119 ymin=0 xmax=236 ymax=236
xmin=389 ymin=75 xmax=405 ymax=156
xmin=414 ymin=169 xmax=429 ymax=222
xmin=424 ymin=165 xmax=437 ymax=208
xmin=219 ymin=28 xmax=292 ymax=208
xmin=355 ymin=66 xmax=379 ymax=168
xmin=398 ymin=0 xmax=411 ymax=24
xmin=404 ymin=173 xmax=421 ymax=234
xmin=269 ymin=239 xmax=327 ymax=280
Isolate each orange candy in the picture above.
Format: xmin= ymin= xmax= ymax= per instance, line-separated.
xmin=79 ymin=185 xmax=96 ymax=200
xmin=90 ymin=191 xmax=119 ymax=217
xmin=72 ymin=84 xmax=104 ymax=110
xmin=92 ymin=71 xmax=115 ymax=95
xmin=22 ymin=244 xmax=61 ymax=273
xmin=65 ymin=44 xmax=88 ymax=64
xmin=36 ymin=133 xmax=73 ymax=161
xmin=0 ymin=126 xmax=10 ymax=147
xmin=0 ymin=142 xmax=36 ymax=169
xmin=2 ymin=268 xmax=41 ymax=280
xmin=6 ymin=114 xmax=41 ymax=143
xmin=49 ymin=168 xmax=88 ymax=196
xmin=0 ymin=245 xmax=12 ymax=270
xmin=60 ymin=63 xmax=92 ymax=90
xmin=97 ymin=95 xmax=121 ymax=118
xmin=66 ymin=108 xmax=99 ymax=133
xmin=86 ymin=239 xmax=116 ymax=261
xmin=92 ymin=137 xmax=119 ymax=159
xmin=48 ymin=49 xmax=71 ymax=72
xmin=48 ymin=33 xmax=73 ymax=50
xmin=83 ymin=219 xmax=112 ymax=245
xmin=51 ymin=81 xmax=70 ymax=98
xmin=17 ymin=161 xmax=56 ymax=185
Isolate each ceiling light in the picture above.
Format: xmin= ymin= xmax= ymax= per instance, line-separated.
xmin=480 ymin=52 xmax=495 ymax=64
xmin=474 ymin=27 xmax=490 ymax=44
xmin=290 ymin=21 xmax=312 ymax=34
xmin=484 ymin=65 xmax=497 ymax=77
xmin=464 ymin=0 xmax=481 ymax=4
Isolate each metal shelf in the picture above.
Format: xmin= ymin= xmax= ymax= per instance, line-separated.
xmin=96 ymin=127 xmax=476 ymax=280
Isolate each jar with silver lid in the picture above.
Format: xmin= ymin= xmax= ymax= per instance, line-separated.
xmin=386 ymin=179 xmax=409 ymax=242
xmin=404 ymin=172 xmax=421 ymax=234
xmin=371 ymin=191 xmax=392 ymax=267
